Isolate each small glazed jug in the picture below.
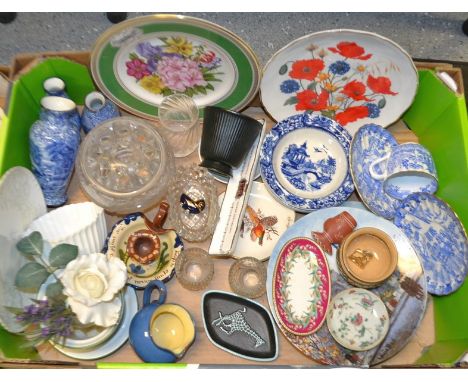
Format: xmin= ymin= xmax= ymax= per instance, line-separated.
xmin=129 ymin=280 xmax=195 ymax=363
xmin=311 ymin=211 xmax=357 ymax=254
xmin=81 ymin=91 xmax=120 ymax=134
xmin=43 ymin=77 xmax=69 ymax=98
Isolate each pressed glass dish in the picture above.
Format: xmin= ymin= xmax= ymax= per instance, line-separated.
xmin=228 ymin=257 xmax=267 ymax=299
xmin=175 ymin=248 xmax=214 ymax=291
xmin=76 ymin=116 xmax=175 ymax=214
xmin=166 ymin=166 xmax=220 ymax=242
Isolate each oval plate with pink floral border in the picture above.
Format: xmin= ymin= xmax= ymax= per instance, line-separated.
xmin=260 ymin=29 xmax=418 ymax=136
xmin=272 ymin=237 xmax=331 ymax=336
xmin=91 ymin=14 xmax=260 ymax=120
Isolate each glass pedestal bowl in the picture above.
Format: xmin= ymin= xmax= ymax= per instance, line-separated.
xmin=76 ymin=116 xmax=175 ymax=215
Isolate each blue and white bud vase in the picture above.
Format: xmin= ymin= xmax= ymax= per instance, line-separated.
xmin=30 ymin=96 xmax=81 ymax=207
xmin=43 ymin=77 xmax=69 ymax=98
xmin=81 ymin=91 xmax=120 ymax=134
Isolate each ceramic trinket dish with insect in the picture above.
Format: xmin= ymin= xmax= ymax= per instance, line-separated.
xmin=272 ymin=237 xmax=331 ymax=336
xmin=260 ymin=113 xmax=354 ymax=213
xmin=326 ymin=288 xmax=390 ymax=351
xmin=129 ymin=280 xmax=195 ymax=363
xmin=219 ymin=181 xmax=295 ymax=261
xmin=103 ymin=202 xmax=184 ymax=289
xmin=202 ymin=290 xmax=278 ymax=361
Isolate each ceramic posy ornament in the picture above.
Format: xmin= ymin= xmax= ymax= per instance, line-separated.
xmin=272 ymin=237 xmax=331 ymax=335
xmin=261 ymin=29 xmax=418 ymax=136
xmin=104 ymin=202 xmax=184 ymax=288
xmin=202 ymin=291 xmax=278 ymax=361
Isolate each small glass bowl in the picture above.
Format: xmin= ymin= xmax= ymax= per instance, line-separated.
xmin=175 ymin=248 xmax=214 ymax=291
xmin=166 ymin=166 xmax=220 ymax=242
xmin=228 ymin=257 xmax=266 ymax=299
xmin=76 ymin=116 xmax=175 ymax=214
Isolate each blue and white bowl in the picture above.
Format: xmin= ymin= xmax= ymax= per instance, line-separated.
xmin=260 ymin=113 xmax=354 ymax=212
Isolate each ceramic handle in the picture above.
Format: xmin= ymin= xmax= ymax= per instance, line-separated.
xmin=143 ymin=280 xmax=167 ymax=307
xmin=152 ymin=201 xmax=169 ymax=229
xmin=369 ymin=154 xmax=390 ymax=180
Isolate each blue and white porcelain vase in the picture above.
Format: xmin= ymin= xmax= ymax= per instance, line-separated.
xmin=43 ymin=77 xmax=69 ymax=98
xmin=81 ymin=91 xmax=120 ymax=134
xmin=30 ymin=96 xmax=81 ymax=207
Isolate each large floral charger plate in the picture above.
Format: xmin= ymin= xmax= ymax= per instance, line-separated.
xmin=260 ymin=29 xmax=418 ymax=136
xmin=260 ymin=112 xmax=354 ymax=213
xmin=91 ymin=14 xmax=260 ymax=120
xmin=103 ymin=212 xmax=184 ymax=289
xmin=266 ymin=204 xmax=428 ymax=366
xmin=272 ymin=237 xmax=331 ymax=336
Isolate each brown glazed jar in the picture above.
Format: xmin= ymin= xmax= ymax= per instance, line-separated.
xmin=312 ymin=211 xmax=357 ymax=254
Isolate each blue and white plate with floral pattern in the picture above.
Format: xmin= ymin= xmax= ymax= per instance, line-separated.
xmin=260 ymin=113 xmax=354 ymax=212
xmin=394 ymin=193 xmax=468 ymax=295
xmin=350 ymin=123 xmax=400 ymax=219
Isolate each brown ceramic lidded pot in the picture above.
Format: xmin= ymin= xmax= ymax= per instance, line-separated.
xmin=338 ymin=227 xmax=398 ymax=288
xmin=312 ymin=211 xmax=357 ymax=254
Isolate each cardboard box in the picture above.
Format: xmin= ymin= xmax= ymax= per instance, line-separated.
xmin=0 ymin=51 xmax=467 ymax=367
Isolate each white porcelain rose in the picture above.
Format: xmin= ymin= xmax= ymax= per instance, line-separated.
xmin=59 ymin=253 xmax=127 ymax=327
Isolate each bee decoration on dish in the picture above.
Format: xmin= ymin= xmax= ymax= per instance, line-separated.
xmin=240 ymin=205 xmax=279 ymax=245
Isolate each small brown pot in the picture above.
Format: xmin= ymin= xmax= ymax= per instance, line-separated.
xmin=312 ymin=211 xmax=357 ymax=254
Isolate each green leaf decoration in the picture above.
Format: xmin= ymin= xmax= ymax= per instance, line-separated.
xmin=378 ymin=98 xmax=386 ymax=109
xmin=16 ymin=232 xmax=43 ymax=257
xmin=196 ymin=86 xmax=207 ymax=95
xmin=307 ymin=81 xmax=317 ymax=90
xmin=129 ymin=53 xmax=139 ymax=60
xmin=161 ymin=88 xmax=173 ymax=97
xmin=283 ymin=96 xmax=298 ymax=106
xmin=206 ymin=83 xmax=214 ymax=91
xmin=15 ymin=263 xmax=49 ymax=291
xmin=321 ymin=110 xmax=336 ymax=119
xmin=279 ymin=64 xmax=288 ymax=75
xmin=46 ymin=282 xmax=64 ymax=300
xmin=49 ymin=244 xmax=78 ymax=268
xmin=4 ymin=306 xmax=25 ymax=315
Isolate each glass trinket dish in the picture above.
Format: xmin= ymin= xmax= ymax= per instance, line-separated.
xmin=229 ymin=257 xmax=267 ymax=299
xmin=175 ymin=248 xmax=214 ymax=291
xmin=166 ymin=166 xmax=220 ymax=242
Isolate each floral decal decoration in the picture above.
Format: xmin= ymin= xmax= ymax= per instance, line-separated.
xmin=126 ymin=36 xmax=223 ymax=97
xmin=278 ymin=41 xmax=399 ymax=127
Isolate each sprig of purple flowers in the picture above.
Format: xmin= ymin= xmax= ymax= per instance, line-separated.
xmin=12 ymin=299 xmax=75 ymax=345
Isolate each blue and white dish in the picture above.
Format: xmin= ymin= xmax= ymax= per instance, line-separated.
xmin=266 ymin=203 xmax=427 ymax=366
xmin=394 ymin=193 xmax=468 ymax=295
xmin=260 ymin=113 xmax=354 ymax=212
xmin=350 ymin=123 xmax=400 ymax=219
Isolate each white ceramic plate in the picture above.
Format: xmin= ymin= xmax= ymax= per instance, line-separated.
xmin=0 ymin=167 xmax=47 ymax=333
xmin=261 ymin=29 xmax=418 ymax=136
xmin=52 ymin=287 xmax=138 ymax=360
xmin=219 ymin=181 xmax=295 ymax=260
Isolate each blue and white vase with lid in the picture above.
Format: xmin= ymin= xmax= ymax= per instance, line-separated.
xmin=30 ymin=96 xmax=81 ymax=207
xmin=81 ymin=91 xmax=120 ymax=134
xmin=43 ymin=77 xmax=69 ymax=98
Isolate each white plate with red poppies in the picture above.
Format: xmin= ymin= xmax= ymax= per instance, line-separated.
xmin=260 ymin=29 xmax=418 ymax=136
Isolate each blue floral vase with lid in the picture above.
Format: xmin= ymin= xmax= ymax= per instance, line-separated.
xmin=81 ymin=91 xmax=120 ymax=134
xmin=30 ymin=96 xmax=81 ymax=207
xmin=43 ymin=77 xmax=69 ymax=98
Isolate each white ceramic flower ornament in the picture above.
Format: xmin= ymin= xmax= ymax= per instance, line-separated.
xmin=59 ymin=253 xmax=127 ymax=327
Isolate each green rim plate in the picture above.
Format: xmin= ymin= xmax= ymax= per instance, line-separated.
xmin=91 ymin=14 xmax=260 ymax=119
